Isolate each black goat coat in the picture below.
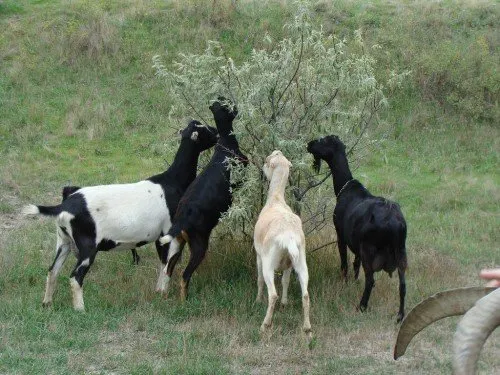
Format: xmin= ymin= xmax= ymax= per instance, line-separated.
xmin=169 ymin=136 xmax=247 ymax=239
xmin=334 ymin=180 xmax=407 ymax=273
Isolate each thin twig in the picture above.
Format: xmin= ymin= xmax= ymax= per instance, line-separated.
xmin=180 ymin=91 xmax=210 ymax=125
xmin=308 ymin=240 xmax=337 ymax=254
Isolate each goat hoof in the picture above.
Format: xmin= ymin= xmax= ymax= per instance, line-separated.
xmin=396 ymin=312 xmax=405 ymax=323
xmin=260 ymin=323 xmax=272 ymax=333
xmin=303 ymin=328 xmax=313 ymax=338
xmin=358 ymin=304 xmax=367 ymax=313
xmin=42 ymin=301 xmax=52 ymax=308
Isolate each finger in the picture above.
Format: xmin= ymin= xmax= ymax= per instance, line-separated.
xmin=479 ymin=269 xmax=500 ymax=280
xmin=485 ymin=280 xmax=500 ymax=288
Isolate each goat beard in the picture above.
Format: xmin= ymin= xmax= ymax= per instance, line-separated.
xmin=313 ymin=157 xmax=321 ymax=173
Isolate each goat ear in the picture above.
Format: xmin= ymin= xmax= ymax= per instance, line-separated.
xmin=190 ymin=131 xmax=199 ymax=141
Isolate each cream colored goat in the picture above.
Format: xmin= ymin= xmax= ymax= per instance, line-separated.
xmin=253 ymin=150 xmax=312 ymax=335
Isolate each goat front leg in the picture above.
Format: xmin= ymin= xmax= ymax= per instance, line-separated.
xmin=131 ymin=248 xmax=140 ymax=265
xmin=154 ymin=240 xmax=170 ymax=293
xmin=69 ymin=235 xmax=97 ymax=311
xmin=337 ymin=237 xmax=348 ymax=281
xmin=397 ymin=266 xmax=406 ymax=323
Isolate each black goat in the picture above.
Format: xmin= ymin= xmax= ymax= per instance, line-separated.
xmin=159 ymin=98 xmax=248 ymax=300
xmin=307 ymin=135 xmax=407 ymax=322
xmin=23 ymin=120 xmax=218 ymax=310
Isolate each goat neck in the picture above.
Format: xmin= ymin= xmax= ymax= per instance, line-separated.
xmin=217 ymin=132 xmax=238 ymax=152
xmin=324 ymin=152 xmax=353 ymax=197
xmin=215 ymin=134 xmax=248 ymax=166
xmin=152 ymin=137 xmax=201 ymax=191
xmin=266 ymin=164 xmax=289 ymax=203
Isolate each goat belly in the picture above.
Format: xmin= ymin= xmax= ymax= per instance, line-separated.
xmin=80 ymin=181 xmax=171 ymax=245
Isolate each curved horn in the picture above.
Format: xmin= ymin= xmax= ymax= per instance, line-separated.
xmin=453 ymin=288 xmax=500 ymax=375
xmin=394 ymin=287 xmax=496 ymax=360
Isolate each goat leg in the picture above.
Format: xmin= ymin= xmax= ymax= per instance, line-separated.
xmin=131 ymin=248 xmax=140 ymax=265
xmin=397 ymin=267 xmax=406 ymax=323
xmin=43 ymin=234 xmax=71 ymax=307
xmin=180 ymin=236 xmax=208 ymax=301
xmin=353 ymin=255 xmax=361 ymax=280
xmin=255 ymin=254 xmax=264 ymax=303
xmin=337 ymin=238 xmax=348 ymax=281
xmin=359 ymin=266 xmax=374 ymax=312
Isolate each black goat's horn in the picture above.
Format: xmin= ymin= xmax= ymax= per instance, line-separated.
xmin=394 ymin=287 xmax=496 ymax=360
xmin=453 ymin=288 xmax=500 ymax=375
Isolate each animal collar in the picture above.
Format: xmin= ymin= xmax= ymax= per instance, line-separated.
xmin=336 ymin=179 xmax=353 ymax=198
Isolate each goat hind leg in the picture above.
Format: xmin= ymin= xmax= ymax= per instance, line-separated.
xmin=293 ymin=256 xmax=312 ymax=335
xmin=261 ymin=258 xmax=278 ymax=332
xmin=396 ymin=267 xmax=406 ymax=323
xmin=359 ymin=266 xmax=374 ymax=312
xmin=280 ymin=267 xmax=292 ymax=307
xmin=255 ymin=254 xmax=264 ymax=303
xmin=353 ymin=255 xmax=361 ymax=280
xmin=43 ymin=231 xmax=71 ymax=307
xmin=180 ymin=235 xmax=208 ymax=302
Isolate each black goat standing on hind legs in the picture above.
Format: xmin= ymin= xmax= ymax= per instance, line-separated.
xmin=307 ymin=135 xmax=407 ymax=322
xmin=159 ymin=97 xmax=248 ymax=301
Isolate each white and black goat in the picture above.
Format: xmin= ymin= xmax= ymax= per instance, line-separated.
xmin=254 ymin=150 xmax=311 ymax=335
xmin=23 ymin=120 xmax=218 ymax=311
xmin=307 ymin=135 xmax=407 ymax=322
xmin=61 ymin=185 xmax=141 ymax=265
xmin=158 ymin=98 xmax=248 ymax=300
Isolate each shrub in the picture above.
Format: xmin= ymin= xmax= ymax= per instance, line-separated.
xmin=153 ymin=0 xmax=407 ymax=236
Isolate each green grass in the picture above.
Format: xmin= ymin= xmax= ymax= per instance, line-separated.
xmin=1 ymin=0 xmax=499 ymax=374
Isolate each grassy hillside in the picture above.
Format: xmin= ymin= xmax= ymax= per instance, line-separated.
xmin=0 ymin=0 xmax=499 ymax=374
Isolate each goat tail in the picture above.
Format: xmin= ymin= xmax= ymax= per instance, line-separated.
xmin=287 ymin=241 xmax=300 ymax=265
xmin=280 ymin=236 xmax=301 ymax=265
xmin=22 ymin=204 xmax=63 ymax=217
xmin=159 ymin=234 xmax=173 ymax=246
xmin=159 ymin=224 xmax=183 ymax=246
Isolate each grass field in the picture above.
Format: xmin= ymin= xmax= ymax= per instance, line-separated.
xmin=1 ymin=0 xmax=499 ymax=374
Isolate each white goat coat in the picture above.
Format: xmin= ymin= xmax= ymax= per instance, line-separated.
xmin=253 ymin=150 xmax=311 ymax=334
xmin=64 ymin=181 xmax=171 ymax=251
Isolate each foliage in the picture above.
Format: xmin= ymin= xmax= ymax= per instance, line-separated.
xmin=153 ymin=0 xmax=408 ymax=233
